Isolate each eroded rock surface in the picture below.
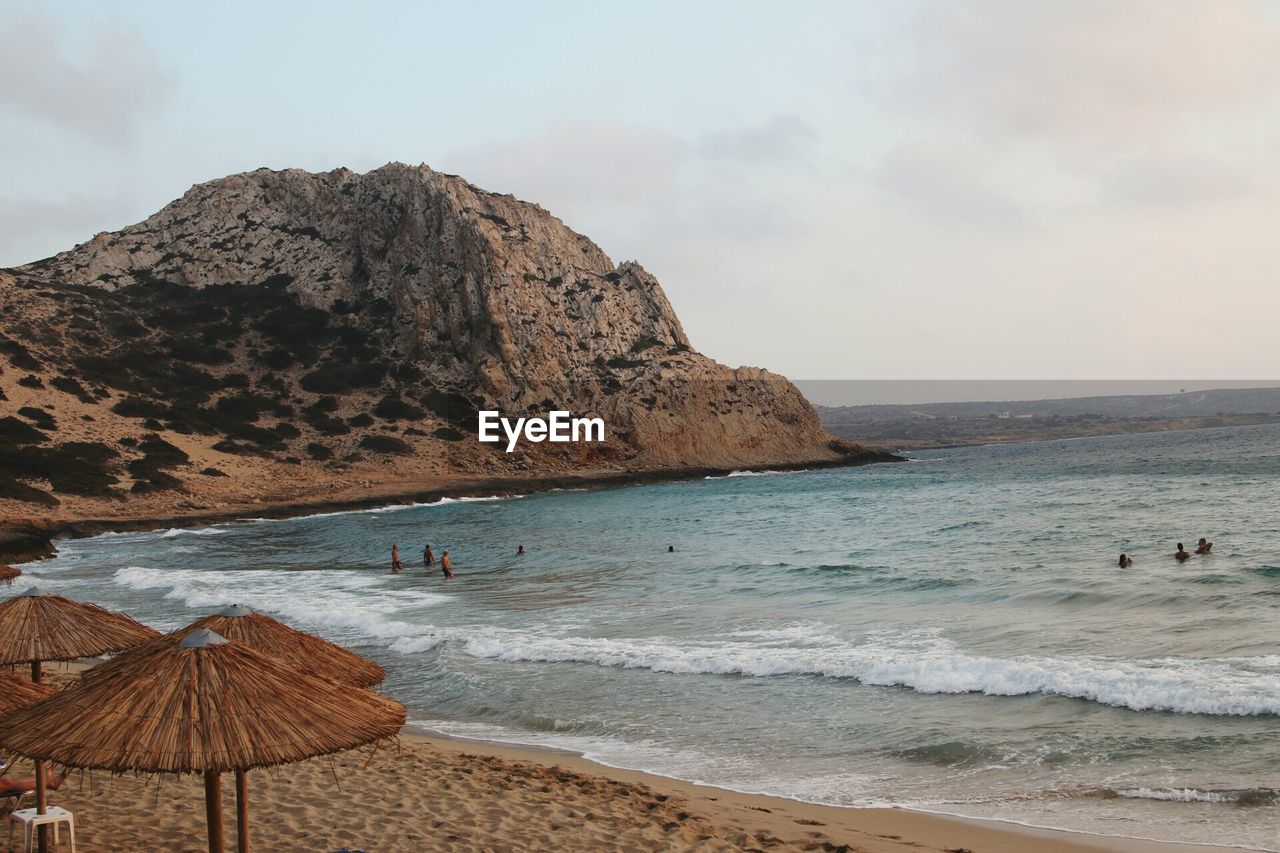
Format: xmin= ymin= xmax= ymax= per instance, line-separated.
xmin=1 ymin=163 xmax=893 ymax=521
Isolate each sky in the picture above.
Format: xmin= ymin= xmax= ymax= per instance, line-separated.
xmin=4 ymin=0 xmax=1280 ymax=382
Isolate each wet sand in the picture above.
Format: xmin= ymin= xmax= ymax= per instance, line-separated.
xmin=0 ymin=669 xmax=1238 ymax=853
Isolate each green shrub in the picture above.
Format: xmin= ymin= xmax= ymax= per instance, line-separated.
xmin=357 ymin=434 xmax=412 ymax=455
xmin=112 ymin=397 xmax=171 ymax=420
xmin=308 ymin=415 xmax=350 ymax=436
xmin=50 ymin=376 xmax=95 ymax=402
xmin=17 ymin=407 xmax=55 ymax=430
xmin=374 ymin=394 xmax=423 ymax=421
xmin=0 ymin=416 xmax=48 ymax=446
xmin=300 ymin=361 xmax=385 ymax=393
xmin=0 ymin=477 xmax=59 ymax=505
xmin=0 ymin=338 xmax=41 ymax=371
xmin=308 ymin=396 xmax=339 ymax=413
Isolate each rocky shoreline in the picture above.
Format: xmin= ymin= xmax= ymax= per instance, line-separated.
xmin=0 ymin=447 xmax=900 ymax=565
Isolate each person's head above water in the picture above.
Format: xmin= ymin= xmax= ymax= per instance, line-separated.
xmin=1198 ymin=538 xmax=1207 ymax=546
xmin=1177 ymin=543 xmax=1184 ymax=550
xmin=668 ymin=545 xmax=674 ymax=552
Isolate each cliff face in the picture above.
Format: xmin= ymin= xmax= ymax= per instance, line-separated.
xmin=1 ymin=163 xmax=892 ymax=522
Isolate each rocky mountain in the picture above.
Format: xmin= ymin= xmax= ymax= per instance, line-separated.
xmin=0 ymin=163 xmax=894 ymax=525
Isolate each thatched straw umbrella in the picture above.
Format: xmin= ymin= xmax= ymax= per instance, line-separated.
xmin=85 ymin=603 xmax=385 ymax=688
xmin=0 ymin=670 xmax=56 ymax=718
xmin=0 ymin=587 xmax=159 ymax=681
xmin=0 ymin=586 xmax=158 ymax=852
xmin=0 ymin=628 xmax=406 ymax=853
xmin=0 ymin=565 xmax=20 ymax=586
xmin=0 ymin=671 xmax=57 ymax=818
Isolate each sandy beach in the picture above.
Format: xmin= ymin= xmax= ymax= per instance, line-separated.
xmin=0 ymin=665 xmax=1235 ymax=853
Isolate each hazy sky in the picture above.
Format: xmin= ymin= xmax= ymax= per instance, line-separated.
xmin=4 ymin=0 xmax=1279 ymax=380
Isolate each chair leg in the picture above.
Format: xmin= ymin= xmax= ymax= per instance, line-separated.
xmin=67 ymin=819 xmax=75 ymax=853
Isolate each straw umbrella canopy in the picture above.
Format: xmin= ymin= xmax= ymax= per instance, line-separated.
xmin=0 ymin=565 xmax=20 ymax=586
xmin=0 ymin=586 xmax=159 ymax=852
xmin=0 ymin=628 xmax=406 ymax=853
xmin=0 ymin=670 xmax=56 ymax=718
xmin=0 ymin=671 xmax=57 ymax=811
xmin=0 ymin=587 xmax=160 ymax=681
xmin=84 ymin=604 xmax=385 ymax=688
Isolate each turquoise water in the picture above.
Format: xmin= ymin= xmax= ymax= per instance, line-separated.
xmin=23 ymin=424 xmax=1280 ymax=849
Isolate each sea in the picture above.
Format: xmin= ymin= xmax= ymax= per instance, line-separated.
xmin=20 ymin=423 xmax=1280 ymax=850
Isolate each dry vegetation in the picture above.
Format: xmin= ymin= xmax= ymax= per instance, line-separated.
xmin=0 ymin=271 xmax=630 ymax=521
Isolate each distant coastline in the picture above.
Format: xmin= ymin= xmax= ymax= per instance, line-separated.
xmin=822 ymin=411 xmax=1280 ymax=450
xmin=818 ymin=385 xmax=1280 ymax=450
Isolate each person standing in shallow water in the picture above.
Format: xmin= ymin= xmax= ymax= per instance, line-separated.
xmin=1175 ymin=543 xmax=1191 ymax=562
xmin=391 ymin=544 xmax=405 ymax=573
xmin=441 ymin=550 xmax=454 ymax=579
xmin=423 ymin=544 xmax=435 ymax=567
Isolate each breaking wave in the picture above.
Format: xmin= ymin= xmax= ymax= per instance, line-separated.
xmin=394 ymin=629 xmax=1280 ymax=716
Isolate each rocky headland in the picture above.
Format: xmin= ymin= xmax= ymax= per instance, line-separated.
xmin=0 ymin=163 xmax=897 ymax=558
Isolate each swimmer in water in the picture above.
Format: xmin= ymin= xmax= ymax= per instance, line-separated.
xmin=441 ymin=550 xmax=454 ymax=579
xmin=1175 ymin=543 xmax=1191 ymax=562
xmin=391 ymin=544 xmax=405 ymax=573
xmin=423 ymin=544 xmax=435 ymax=566
xmin=1195 ymin=537 xmax=1213 ymax=554
xmin=668 ymin=545 xmax=674 ymax=553
xmin=517 ymin=545 xmax=525 ymax=556
xmin=1118 ymin=553 xmax=1133 ymax=568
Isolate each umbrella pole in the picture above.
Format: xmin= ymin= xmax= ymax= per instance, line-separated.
xmin=31 ymin=660 xmax=47 ymax=853
xmin=35 ymin=760 xmax=48 ymax=853
xmin=235 ymin=769 xmax=249 ymax=853
xmin=204 ymin=770 xmax=225 ymax=853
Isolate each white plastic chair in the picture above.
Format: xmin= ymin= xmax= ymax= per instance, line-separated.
xmin=8 ymin=806 xmax=75 ymax=852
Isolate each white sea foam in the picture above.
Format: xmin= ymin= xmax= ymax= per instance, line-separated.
xmin=405 ymin=717 xmax=890 ymax=807
xmin=400 ymin=629 xmax=1280 ymax=717
xmin=244 ymin=494 xmax=520 ymax=524
xmin=160 ymin=527 xmax=227 ymax=538
xmin=1115 ymin=788 xmax=1237 ymax=804
xmin=112 ymin=565 xmax=447 ymax=639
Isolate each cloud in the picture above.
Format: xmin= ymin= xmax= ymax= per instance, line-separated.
xmin=448 ymin=117 xmax=812 ymax=258
xmin=1098 ymin=146 xmax=1258 ymax=208
xmin=0 ymin=10 xmax=174 ymax=145
xmin=873 ymin=139 xmax=1031 ymax=224
xmin=869 ymin=0 xmax=1280 ymax=145
xmin=459 ymin=119 xmax=687 ymax=210
xmin=697 ymin=114 xmax=817 ymax=163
